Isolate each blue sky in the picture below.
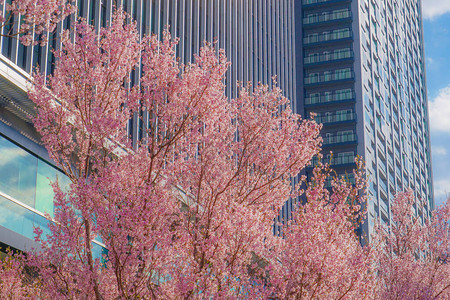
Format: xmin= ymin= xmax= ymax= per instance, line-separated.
xmin=422 ymin=0 xmax=450 ymax=207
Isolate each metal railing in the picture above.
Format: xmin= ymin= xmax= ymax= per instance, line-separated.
xmin=304 ymin=50 xmax=353 ymax=64
xmin=305 ymin=71 xmax=354 ymax=84
xmin=324 ymin=173 xmax=356 ymax=188
xmin=303 ymin=0 xmax=348 ymax=5
xmin=315 ymin=111 xmax=356 ymax=124
xmin=304 ymin=30 xmax=352 ymax=44
xmin=303 ymin=10 xmax=351 ymax=25
xmin=323 ymin=133 xmax=357 ymax=145
xmin=311 ymin=155 xmax=355 ymax=166
xmin=305 ymin=91 xmax=354 ymax=105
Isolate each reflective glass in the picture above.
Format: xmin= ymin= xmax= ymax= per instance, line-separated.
xmin=92 ymin=242 xmax=109 ymax=261
xmin=0 ymin=135 xmax=37 ymax=207
xmin=0 ymin=194 xmax=51 ymax=241
xmin=0 ymin=194 xmax=37 ymax=240
xmin=36 ymin=160 xmax=57 ymax=217
xmin=36 ymin=160 xmax=70 ymax=218
xmin=37 ymin=160 xmax=69 ymax=219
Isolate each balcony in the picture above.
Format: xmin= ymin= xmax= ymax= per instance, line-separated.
xmin=304 ymin=50 xmax=354 ymax=65
xmin=324 ymin=173 xmax=356 ymax=188
xmin=323 ymin=132 xmax=357 ymax=146
xmin=315 ymin=111 xmax=356 ymax=125
xmin=302 ymin=0 xmax=351 ymax=7
xmin=304 ymin=70 xmax=354 ymax=85
xmin=311 ymin=154 xmax=355 ymax=166
xmin=305 ymin=90 xmax=355 ymax=106
xmin=303 ymin=10 xmax=352 ymax=26
xmin=303 ymin=30 xmax=352 ymax=46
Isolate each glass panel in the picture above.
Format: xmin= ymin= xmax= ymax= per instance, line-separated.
xmin=0 ymin=194 xmax=46 ymax=240
xmin=36 ymin=160 xmax=56 ymax=217
xmin=35 ymin=160 xmax=70 ymax=218
xmin=92 ymin=242 xmax=109 ymax=261
xmin=33 ymin=211 xmax=52 ymax=240
xmin=0 ymin=135 xmax=37 ymax=207
xmin=0 ymin=135 xmax=70 ymax=216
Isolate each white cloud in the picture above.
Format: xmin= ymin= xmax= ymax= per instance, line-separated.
xmin=433 ymin=178 xmax=450 ymax=206
xmin=429 ymin=86 xmax=450 ymax=132
xmin=433 ymin=146 xmax=447 ymax=155
xmin=422 ymin=0 xmax=450 ymax=19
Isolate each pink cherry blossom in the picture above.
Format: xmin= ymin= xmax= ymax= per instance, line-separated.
xmin=269 ymin=160 xmax=377 ymax=299
xmin=373 ymin=191 xmax=450 ymax=299
xmin=1 ymin=0 xmax=75 ymax=45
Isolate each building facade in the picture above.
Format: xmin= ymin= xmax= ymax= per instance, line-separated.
xmin=295 ymin=0 xmax=433 ymax=238
xmin=0 ymin=0 xmax=297 ymax=253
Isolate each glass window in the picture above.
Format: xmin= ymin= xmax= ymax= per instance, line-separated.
xmin=306 ymin=13 xmax=317 ymax=23
xmin=306 ymin=33 xmax=318 ymax=43
xmin=334 ymin=9 xmax=349 ymax=19
xmin=308 ymin=73 xmax=318 ymax=83
xmin=344 ymin=89 xmax=353 ymax=99
xmin=336 ymin=89 xmax=347 ymax=100
xmin=339 ymin=130 xmax=354 ymax=142
xmin=335 ymin=68 xmax=351 ymax=80
xmin=338 ymin=152 xmax=355 ymax=164
xmin=0 ymin=135 xmax=37 ymax=207
xmin=101 ymin=2 xmax=107 ymax=28
xmin=310 ymin=93 xmax=320 ymax=104
xmin=0 ymin=134 xmax=69 ymax=216
xmin=306 ymin=53 xmax=318 ymax=63
xmin=334 ymin=48 xmax=350 ymax=59
xmin=36 ymin=160 xmax=70 ymax=218
xmin=0 ymin=190 xmax=52 ymax=240
xmin=336 ymin=109 xmax=353 ymax=121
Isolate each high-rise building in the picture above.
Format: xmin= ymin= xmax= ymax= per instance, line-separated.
xmin=295 ymin=0 xmax=433 ymax=239
xmin=0 ymin=0 xmax=296 ymax=253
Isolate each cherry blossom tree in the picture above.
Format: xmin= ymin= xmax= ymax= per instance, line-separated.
xmin=0 ymin=250 xmax=40 ymax=299
xmin=270 ymin=162 xmax=377 ymax=299
xmin=0 ymin=0 xmax=74 ymax=45
xmin=373 ymin=191 xmax=450 ymax=299
xmin=22 ymin=9 xmax=322 ymax=298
